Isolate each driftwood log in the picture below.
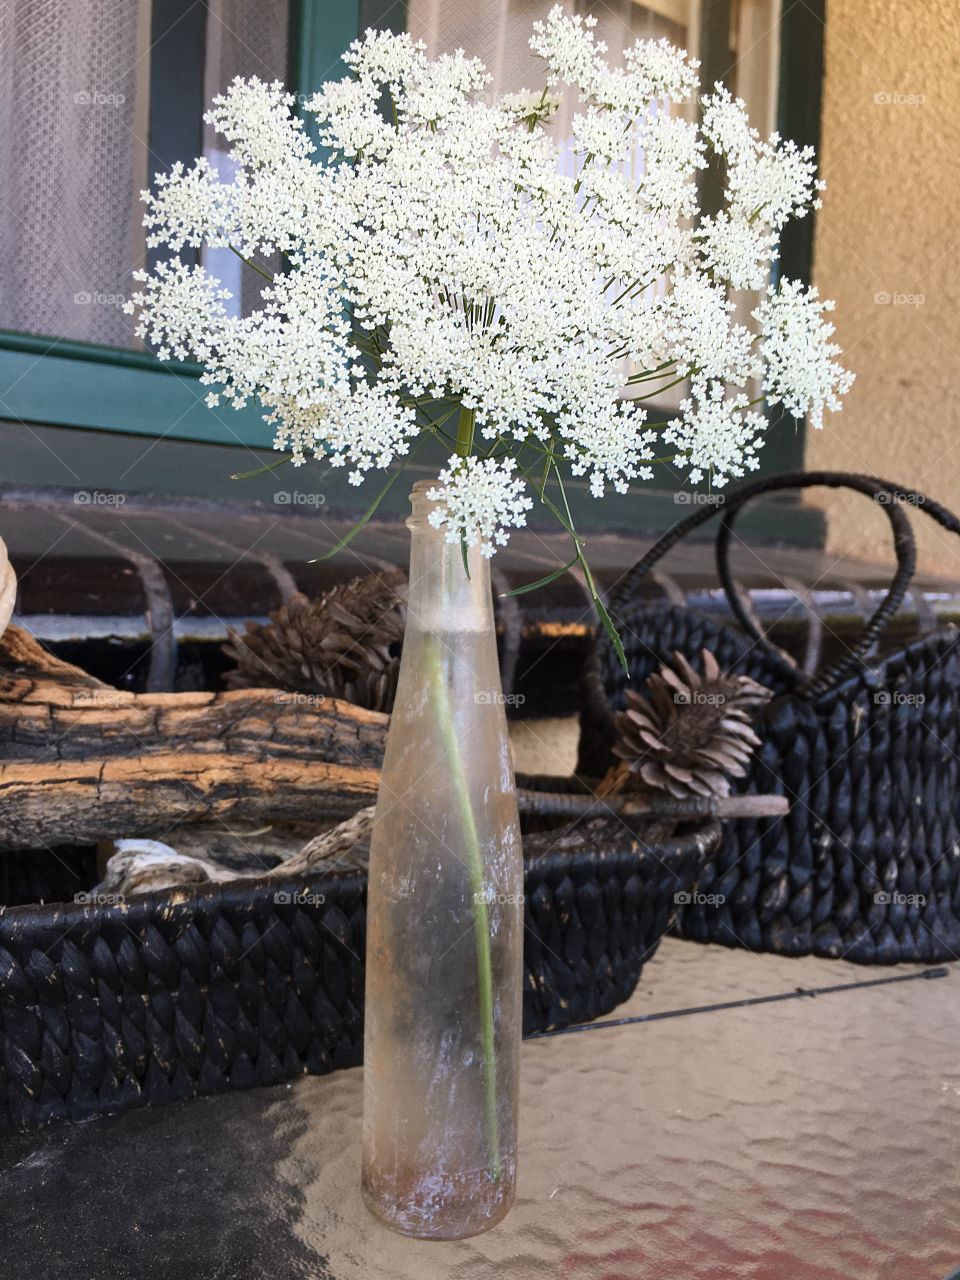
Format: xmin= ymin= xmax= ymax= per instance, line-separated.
xmin=0 ymin=625 xmax=788 ymax=859
xmin=96 ymin=806 xmax=378 ymax=895
xmin=0 ymin=756 xmax=381 ymax=852
xmin=0 ymin=624 xmax=387 ymax=851
xmin=0 ymin=538 xmax=15 ymax=639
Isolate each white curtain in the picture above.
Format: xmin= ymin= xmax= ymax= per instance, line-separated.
xmin=0 ymin=0 xmax=290 ymax=349
xmin=0 ymin=0 xmax=150 ymax=347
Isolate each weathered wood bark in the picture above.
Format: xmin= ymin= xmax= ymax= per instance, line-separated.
xmin=0 ymin=622 xmax=106 ymax=687
xmin=2 ymin=635 xmax=387 ymax=766
xmin=0 ymin=623 xmax=388 ymax=850
xmin=0 ymin=755 xmax=380 ymax=851
xmin=2 ymin=683 xmax=388 ymax=765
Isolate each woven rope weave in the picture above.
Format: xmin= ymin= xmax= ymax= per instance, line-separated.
xmin=0 ymin=819 xmax=718 ymax=1130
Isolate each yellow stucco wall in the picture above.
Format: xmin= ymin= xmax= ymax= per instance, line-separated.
xmin=807 ymin=0 xmax=960 ymax=578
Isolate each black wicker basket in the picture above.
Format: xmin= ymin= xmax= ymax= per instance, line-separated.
xmin=0 ymin=815 xmax=718 ymax=1130
xmin=580 ymin=471 xmax=960 ymax=966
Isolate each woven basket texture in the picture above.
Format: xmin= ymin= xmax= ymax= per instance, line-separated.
xmin=0 ymin=819 xmax=718 ymax=1129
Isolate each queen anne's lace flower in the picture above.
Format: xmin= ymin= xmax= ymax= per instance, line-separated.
xmin=572 ymin=108 xmax=634 ymax=163
xmin=143 ymin=160 xmax=231 ymax=253
xmin=702 ymin=85 xmax=823 ymax=233
xmin=754 ymin=281 xmax=855 ymax=429
xmin=623 ymin=38 xmax=700 ymax=103
xmin=530 ymin=8 xmax=608 ymax=97
xmin=665 ymin=381 xmax=767 ymax=485
xmin=127 ymin=261 xmax=231 ymax=363
xmin=637 ymin=112 xmax=705 ymax=218
xmin=696 ymin=211 xmax=778 ymax=291
xmin=559 ymin=395 xmax=656 ymax=497
xmin=205 ymin=77 xmax=314 ymax=169
xmin=270 ymin=380 xmax=418 ymax=482
xmin=427 ymin=456 xmax=533 ymax=556
xmin=662 ymin=272 xmax=757 ymax=383
xmin=129 ymin=5 xmax=851 ymax=554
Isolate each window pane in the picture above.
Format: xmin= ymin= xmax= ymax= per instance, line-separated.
xmin=201 ymin=0 xmax=291 ymax=321
xmin=407 ymin=0 xmax=688 ymax=96
xmin=406 ymin=1 xmax=778 ymax=156
xmin=0 ymin=0 xmax=289 ymax=351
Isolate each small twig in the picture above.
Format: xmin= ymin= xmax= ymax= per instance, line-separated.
xmin=516 ymin=788 xmax=788 ymax=823
xmin=713 ymin=795 xmax=789 ymax=818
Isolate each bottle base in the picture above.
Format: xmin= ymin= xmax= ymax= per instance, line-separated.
xmin=361 ymin=1161 xmax=515 ymax=1239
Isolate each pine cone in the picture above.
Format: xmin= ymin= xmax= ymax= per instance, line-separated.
xmin=223 ymin=568 xmax=407 ymax=712
xmin=612 ymin=649 xmax=772 ymax=800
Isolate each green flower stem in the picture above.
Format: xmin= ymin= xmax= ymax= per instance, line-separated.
xmin=423 ymin=630 xmax=501 ymax=1184
xmin=228 ymin=246 xmax=274 ymax=281
xmin=634 ymin=371 xmax=694 ymax=400
xmin=456 ymin=405 xmax=476 ymax=457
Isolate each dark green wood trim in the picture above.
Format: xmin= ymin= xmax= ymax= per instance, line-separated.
xmin=0 ymin=329 xmax=203 ymax=377
xmin=146 ymin=0 xmax=208 ymax=273
xmin=777 ymin=0 xmax=826 ymax=289
xmin=291 ymin=0 xmax=360 ymax=150
xmin=690 ymin=0 xmax=826 ymax=508
xmin=696 ymin=0 xmax=733 ymax=218
xmin=148 ymin=0 xmax=207 ymax=178
xmin=0 ymin=348 xmax=272 ymax=445
xmin=0 ymin=418 xmax=825 ymax=548
xmin=359 ymin=0 xmax=407 ymax=36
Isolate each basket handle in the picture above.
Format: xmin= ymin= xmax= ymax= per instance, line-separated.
xmin=607 ymin=471 xmax=926 ymax=697
xmin=718 ymin=474 xmax=960 ymax=696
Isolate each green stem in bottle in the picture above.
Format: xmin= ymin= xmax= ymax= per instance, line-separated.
xmin=422 ymin=401 xmax=499 ymax=1178
xmin=423 ymin=632 xmax=502 ymax=1183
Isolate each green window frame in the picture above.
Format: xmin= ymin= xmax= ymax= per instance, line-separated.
xmin=0 ymin=0 xmax=366 ymax=449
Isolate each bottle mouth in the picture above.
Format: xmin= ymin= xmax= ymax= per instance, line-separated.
xmin=407 ymin=479 xmax=445 ymax=530
xmin=403 ymin=481 xmax=492 ymax=625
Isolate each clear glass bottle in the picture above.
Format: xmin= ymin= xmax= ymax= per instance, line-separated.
xmin=361 ymin=480 xmax=523 ymax=1239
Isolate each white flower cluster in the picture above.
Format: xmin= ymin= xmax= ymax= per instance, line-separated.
xmin=530 ymin=8 xmax=700 ymax=109
xmin=128 ymin=5 xmax=852 ymax=555
xmin=754 ymin=281 xmax=855 ymax=430
xmin=427 ymin=456 xmax=533 ymax=557
xmin=664 ymin=381 xmax=767 ymax=486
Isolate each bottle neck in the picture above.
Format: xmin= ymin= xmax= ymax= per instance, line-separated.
xmin=406 ymin=481 xmax=494 ymax=634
